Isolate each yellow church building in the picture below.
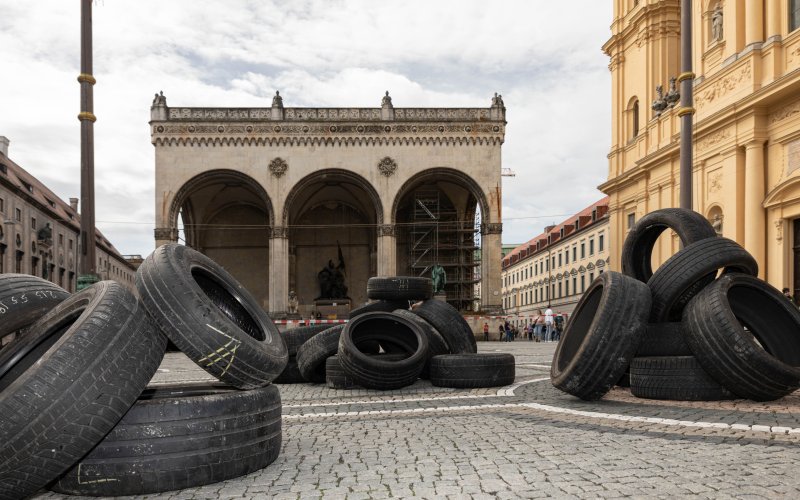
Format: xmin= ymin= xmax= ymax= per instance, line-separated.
xmin=600 ymin=0 xmax=800 ymax=297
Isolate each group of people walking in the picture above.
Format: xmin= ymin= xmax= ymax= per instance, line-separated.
xmin=482 ymin=306 xmax=560 ymax=342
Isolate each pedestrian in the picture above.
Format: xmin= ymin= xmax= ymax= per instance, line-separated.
xmin=526 ymin=322 xmax=533 ymax=341
xmin=504 ymin=320 xmax=512 ymax=342
xmin=483 ymin=322 xmax=490 ymax=341
xmin=544 ymin=305 xmax=554 ymax=342
xmin=534 ymin=310 xmax=544 ymax=342
xmin=498 ymin=323 xmax=505 ymax=341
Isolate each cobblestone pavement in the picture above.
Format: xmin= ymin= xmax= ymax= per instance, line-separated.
xmin=33 ymin=341 xmax=800 ymax=499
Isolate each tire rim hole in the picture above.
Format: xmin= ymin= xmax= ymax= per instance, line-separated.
xmin=191 ymin=268 xmax=265 ymax=341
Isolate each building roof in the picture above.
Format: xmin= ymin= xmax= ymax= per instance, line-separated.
xmin=0 ymin=151 xmax=131 ymax=267
xmin=502 ymin=196 xmax=610 ymax=269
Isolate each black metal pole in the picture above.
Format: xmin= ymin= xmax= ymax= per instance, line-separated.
xmin=78 ymin=0 xmax=98 ymax=288
xmin=678 ymin=0 xmax=694 ymax=210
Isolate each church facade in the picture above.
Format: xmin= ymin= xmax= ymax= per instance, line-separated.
xmin=601 ymin=0 xmax=800 ymax=298
xmin=150 ymin=91 xmax=506 ymax=317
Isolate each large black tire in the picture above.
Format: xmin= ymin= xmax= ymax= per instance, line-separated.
xmin=683 ymin=273 xmax=800 ymax=401
xmin=326 ymin=355 xmax=358 ymax=389
xmin=0 ymin=274 xmax=69 ymax=339
xmin=52 ymin=384 xmax=281 ymax=496
xmin=551 ymin=271 xmax=651 ymax=401
xmin=621 ymin=208 xmax=717 ymax=283
xmin=273 ymin=357 xmax=306 ymax=384
xmin=411 ymin=300 xmax=476 ymax=354
xmin=338 ymin=312 xmax=428 ymax=390
xmin=366 ymin=277 xmax=432 ymax=301
xmin=647 ymin=237 xmax=758 ymax=322
xmin=283 ymin=324 xmax=331 ymax=356
xmin=430 ymin=353 xmax=515 ymax=388
xmin=296 ymin=325 xmax=345 ymax=383
xmin=136 ymin=244 xmax=288 ymax=389
xmin=0 ymin=281 xmax=166 ymax=500
xmin=349 ymin=299 xmax=409 ymax=319
xmin=637 ymin=323 xmax=692 ymax=357
xmin=630 ymin=356 xmax=734 ymax=401
xmin=392 ymin=309 xmax=449 ymax=379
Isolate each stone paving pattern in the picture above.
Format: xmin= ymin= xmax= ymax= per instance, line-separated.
xmin=33 ymin=341 xmax=800 ymax=499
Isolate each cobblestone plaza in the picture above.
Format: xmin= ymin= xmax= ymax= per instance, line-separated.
xmin=32 ymin=341 xmax=800 ymax=499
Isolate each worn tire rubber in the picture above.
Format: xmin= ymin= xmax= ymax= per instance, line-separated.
xmin=273 ymin=357 xmax=306 ymax=384
xmin=621 ymin=208 xmax=717 ymax=283
xmin=637 ymin=323 xmax=692 ymax=357
xmin=326 ymin=355 xmax=358 ymax=389
xmin=296 ymin=325 xmax=345 ymax=383
xmin=429 ymin=353 xmax=515 ymax=388
xmin=0 ymin=281 xmax=166 ymax=500
xmin=349 ymin=300 xmax=409 ymax=319
xmin=136 ymin=243 xmax=288 ymax=389
xmin=338 ymin=312 xmax=428 ymax=390
xmin=366 ymin=277 xmax=433 ymax=301
xmin=683 ymin=273 xmax=800 ymax=401
xmin=283 ymin=324 xmax=331 ymax=356
xmin=392 ymin=309 xmax=449 ymax=379
xmin=630 ymin=356 xmax=734 ymax=401
xmin=411 ymin=300 xmax=476 ymax=354
xmin=0 ymin=274 xmax=69 ymax=339
xmin=551 ymin=271 xmax=651 ymax=401
xmin=647 ymin=237 xmax=758 ymax=322
xmin=52 ymin=384 xmax=281 ymax=496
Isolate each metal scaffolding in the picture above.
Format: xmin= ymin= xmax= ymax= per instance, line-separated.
xmin=408 ymin=191 xmax=480 ymax=311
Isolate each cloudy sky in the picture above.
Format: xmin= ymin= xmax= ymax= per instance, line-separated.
xmin=1 ymin=0 xmax=612 ymax=256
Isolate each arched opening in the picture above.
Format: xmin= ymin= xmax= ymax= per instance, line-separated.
xmin=284 ymin=170 xmax=381 ymax=314
xmin=627 ymin=96 xmax=640 ymax=141
xmin=170 ymin=170 xmax=273 ymax=309
xmin=392 ymin=168 xmax=488 ymax=312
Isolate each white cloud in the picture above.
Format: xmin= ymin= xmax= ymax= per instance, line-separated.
xmin=1 ymin=0 xmax=612 ymax=256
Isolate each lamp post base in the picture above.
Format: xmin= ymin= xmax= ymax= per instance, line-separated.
xmin=77 ymin=273 xmax=100 ymax=291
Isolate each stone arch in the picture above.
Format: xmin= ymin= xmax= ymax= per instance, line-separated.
xmin=282 ymin=169 xmax=382 ymax=311
xmin=391 ymin=167 xmax=490 ymax=224
xmin=168 ymin=169 xmax=274 ymax=309
xmin=626 ymin=96 xmax=640 ymax=139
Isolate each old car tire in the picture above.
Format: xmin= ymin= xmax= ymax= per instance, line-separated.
xmin=283 ymin=324 xmax=331 ymax=356
xmin=0 ymin=274 xmax=69 ymax=339
xmin=621 ymin=208 xmax=717 ymax=283
xmin=683 ymin=273 xmax=800 ymax=401
xmin=647 ymin=237 xmax=758 ymax=322
xmin=430 ymin=353 xmax=515 ymax=388
xmin=338 ymin=312 xmax=428 ymax=390
xmin=136 ymin=244 xmax=288 ymax=389
xmin=0 ymin=281 xmax=166 ymax=500
xmin=296 ymin=325 xmax=345 ymax=383
xmin=411 ymin=300 xmax=476 ymax=354
xmin=51 ymin=384 xmax=281 ymax=496
xmin=349 ymin=299 xmax=409 ymax=319
xmin=326 ymin=355 xmax=358 ymax=389
xmin=392 ymin=309 xmax=449 ymax=379
xmin=630 ymin=356 xmax=734 ymax=401
xmin=637 ymin=322 xmax=692 ymax=357
xmin=366 ymin=277 xmax=433 ymax=301
xmin=273 ymin=357 xmax=307 ymax=384
xmin=551 ymin=271 xmax=651 ymax=401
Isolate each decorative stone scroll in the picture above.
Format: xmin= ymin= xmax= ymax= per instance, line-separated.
xmin=269 ymin=157 xmax=288 ymax=178
xmin=377 ymin=224 xmax=396 ymax=237
xmin=481 ymin=223 xmax=503 ymax=235
xmin=154 ymin=227 xmax=178 ymax=241
xmin=377 ymin=157 xmax=397 ymax=177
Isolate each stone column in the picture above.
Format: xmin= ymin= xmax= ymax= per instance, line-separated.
xmin=376 ymin=224 xmax=396 ymax=277
xmin=154 ymin=227 xmax=178 ymax=249
xmin=481 ymin=223 xmax=503 ymax=314
xmin=268 ymin=226 xmax=289 ymax=317
xmin=765 ymin=0 xmax=781 ymax=40
xmin=744 ymin=141 xmax=766 ymax=278
xmin=745 ymin=0 xmax=764 ymax=46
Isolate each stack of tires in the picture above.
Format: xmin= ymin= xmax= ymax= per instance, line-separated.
xmin=0 ymin=243 xmax=288 ymax=498
xmin=289 ymin=276 xmax=515 ymax=390
xmin=551 ymin=208 xmax=800 ymax=402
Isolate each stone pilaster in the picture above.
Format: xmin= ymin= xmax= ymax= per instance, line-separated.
xmin=744 ymin=141 xmax=765 ymax=278
xmin=268 ymin=227 xmax=289 ymax=317
xmin=480 ymin=223 xmax=502 ymax=312
xmin=745 ymin=0 xmax=764 ymax=46
xmin=376 ymin=224 xmax=396 ymax=277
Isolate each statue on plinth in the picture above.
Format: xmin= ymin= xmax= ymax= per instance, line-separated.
xmin=288 ymin=290 xmax=299 ymax=315
xmin=316 ymin=242 xmax=349 ymax=299
xmin=431 ymin=263 xmax=447 ymax=294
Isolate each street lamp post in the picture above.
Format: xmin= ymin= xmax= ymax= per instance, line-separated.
xmin=77 ymin=0 xmax=98 ymax=289
xmin=678 ymin=0 xmax=695 ymax=210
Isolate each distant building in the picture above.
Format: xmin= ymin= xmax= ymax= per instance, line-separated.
xmin=0 ymin=137 xmax=135 ymax=292
xmin=501 ymin=197 xmax=610 ymax=325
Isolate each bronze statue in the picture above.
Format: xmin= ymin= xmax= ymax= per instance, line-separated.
xmin=431 ymin=263 xmax=446 ymax=294
xmin=316 ymin=242 xmax=348 ymax=299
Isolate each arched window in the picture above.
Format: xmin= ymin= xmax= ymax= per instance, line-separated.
xmin=632 ymin=100 xmax=639 ymax=137
xmin=627 ymin=97 xmax=640 ymax=141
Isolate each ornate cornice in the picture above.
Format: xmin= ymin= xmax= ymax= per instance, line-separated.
xmin=166 ymin=107 xmax=500 ymax=122
xmin=152 ymin=134 xmax=503 ymax=148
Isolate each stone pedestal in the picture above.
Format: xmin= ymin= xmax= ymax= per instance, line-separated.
xmin=314 ymin=299 xmax=351 ymax=319
xmin=433 ymin=292 xmax=447 ymax=302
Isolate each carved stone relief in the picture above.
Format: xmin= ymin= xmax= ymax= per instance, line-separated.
xmin=482 ymin=223 xmax=503 ymax=235
xmin=696 ymin=61 xmax=751 ymax=110
xmin=377 ymin=224 xmax=396 ymax=237
xmin=377 ymin=157 xmax=397 ymax=177
xmin=787 ymin=140 xmax=800 ymax=177
xmin=269 ymin=157 xmax=288 ymax=178
xmin=775 ymin=219 xmax=784 ymax=243
xmin=708 ymin=171 xmax=723 ymax=194
xmin=271 ymin=226 xmax=288 ymax=239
